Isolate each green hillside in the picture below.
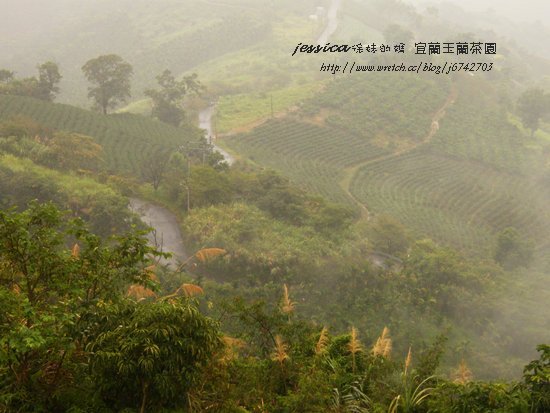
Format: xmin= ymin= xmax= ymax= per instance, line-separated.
xmin=0 ymin=95 xmax=201 ymax=174
xmin=225 ymin=73 xmax=451 ymax=207
xmin=350 ymin=75 xmax=550 ymax=256
xmin=301 ymin=73 xmax=450 ymax=143
xmin=226 ymin=119 xmax=390 ymax=206
xmin=0 ymin=154 xmax=133 ymax=236
xmin=351 ymin=148 xmax=550 ymax=255
xmin=225 ymin=73 xmax=550 ymax=259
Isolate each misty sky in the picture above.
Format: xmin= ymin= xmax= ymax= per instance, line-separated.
xmin=408 ymin=0 xmax=550 ymax=24
xmin=1 ymin=0 xmax=549 ymax=28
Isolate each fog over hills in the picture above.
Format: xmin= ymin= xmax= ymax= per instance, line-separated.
xmin=408 ymin=0 xmax=550 ymax=24
xmin=1 ymin=0 xmax=548 ymax=105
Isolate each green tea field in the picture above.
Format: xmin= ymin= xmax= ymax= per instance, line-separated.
xmin=0 ymin=95 xmax=200 ymax=174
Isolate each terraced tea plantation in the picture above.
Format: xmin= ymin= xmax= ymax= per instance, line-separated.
xmin=224 ymin=74 xmax=450 ymax=206
xmin=301 ymin=73 xmax=450 ymax=142
xmin=350 ymin=148 xmax=550 ymax=255
xmin=348 ymin=76 xmax=550 ymax=255
xmin=226 ymin=119 xmax=390 ymax=206
xmin=429 ymin=78 xmax=543 ymax=175
xmin=226 ymin=73 xmax=550 ymax=256
xmin=0 ymin=95 xmax=200 ymax=174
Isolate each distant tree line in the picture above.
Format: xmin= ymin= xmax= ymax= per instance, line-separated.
xmin=1 ymin=54 xmax=203 ymax=126
xmin=2 ymin=55 xmax=549 ymax=135
xmin=0 ymin=62 xmax=61 ymax=102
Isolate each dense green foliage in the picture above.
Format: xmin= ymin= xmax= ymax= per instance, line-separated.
xmin=0 ymin=119 xmax=104 ymax=172
xmin=0 ymin=203 xmax=548 ymax=412
xmin=0 ymin=203 xmax=221 ymax=412
xmin=181 ymin=202 xmax=337 ymax=285
xmin=150 ymin=152 xmax=355 ymax=235
xmin=0 ymin=154 xmax=133 ymax=237
xmin=0 ymin=115 xmax=137 ymax=236
xmin=179 ymin=196 xmax=547 ymax=380
xmin=0 ymin=1 xmax=548 ymax=410
xmin=226 ymin=72 xmax=550 ymax=262
xmin=368 ymin=214 xmax=410 ymax=256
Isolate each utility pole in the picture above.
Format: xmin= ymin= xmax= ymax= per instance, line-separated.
xmin=179 ymin=140 xmax=211 ymax=212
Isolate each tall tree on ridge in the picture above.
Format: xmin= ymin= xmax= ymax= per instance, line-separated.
xmin=82 ymin=54 xmax=133 ymax=114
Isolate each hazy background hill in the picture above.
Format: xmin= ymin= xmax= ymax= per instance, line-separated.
xmin=2 ymin=0 xmax=548 ymax=109
xmin=0 ymin=0 xmax=325 ymax=105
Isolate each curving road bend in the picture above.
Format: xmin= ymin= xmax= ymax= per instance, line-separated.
xmin=128 ymin=197 xmax=188 ymax=269
xmin=199 ymin=105 xmax=235 ymax=165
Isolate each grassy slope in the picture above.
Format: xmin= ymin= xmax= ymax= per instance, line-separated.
xmin=215 ymin=83 xmax=322 ymax=134
xmin=191 ymin=13 xmax=327 ymax=133
xmin=0 ymin=154 xmax=120 ymax=200
xmin=0 ymin=153 xmax=134 ymax=236
xmin=0 ymin=95 xmax=201 ymax=174
xmin=120 ymin=11 xmax=326 ymax=125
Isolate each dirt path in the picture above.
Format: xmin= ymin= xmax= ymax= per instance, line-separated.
xmin=338 ymin=85 xmax=458 ymax=219
xmin=129 ymin=198 xmax=188 ymax=269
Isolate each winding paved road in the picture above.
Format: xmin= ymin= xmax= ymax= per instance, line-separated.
xmin=317 ymin=0 xmax=341 ymax=44
xmin=128 ymin=0 xmax=356 ymax=270
xmin=128 ymin=198 xmax=188 ymax=269
xmin=199 ymin=105 xmax=235 ymax=165
xmin=196 ymin=0 xmax=342 ymax=166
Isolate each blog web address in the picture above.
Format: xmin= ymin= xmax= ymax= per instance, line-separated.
xmin=321 ymin=61 xmax=494 ymax=75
